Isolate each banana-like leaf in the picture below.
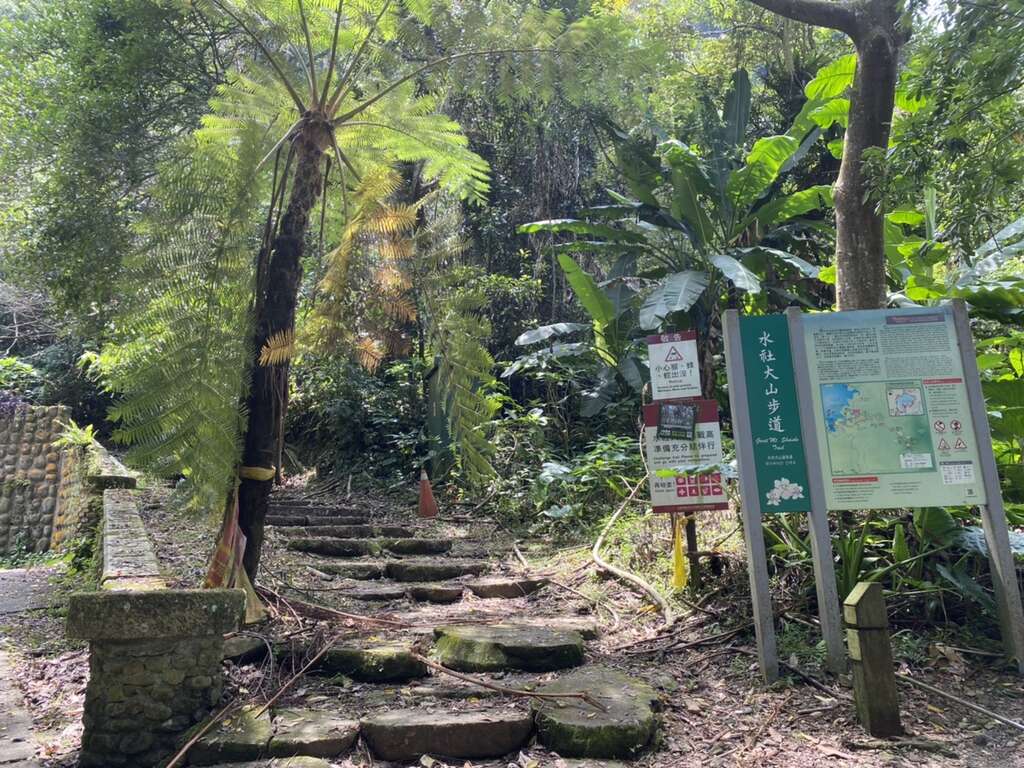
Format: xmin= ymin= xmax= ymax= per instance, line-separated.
xmin=956 ymin=214 xmax=1024 ymax=286
xmin=712 ymin=253 xmax=761 ymax=293
xmin=514 ymin=322 xmax=588 ymax=346
xmin=723 ymin=69 xmax=751 ymax=148
xmin=733 ymin=246 xmax=820 ymax=277
xmin=750 ymin=185 xmax=833 ymax=229
xmin=726 ymin=135 xmax=800 ymax=212
xmin=639 ymin=270 xmax=709 ymax=330
xmin=557 ymin=253 xmax=616 ymax=328
xmin=809 ymin=99 xmax=850 ymax=130
xmin=660 ymin=140 xmax=717 ymax=246
xmin=950 ymin=281 xmax=1024 ymax=319
xmin=518 ymin=218 xmax=646 ymax=243
xmin=779 ymin=126 xmax=822 ymax=175
xmin=805 ymin=54 xmax=857 ymax=100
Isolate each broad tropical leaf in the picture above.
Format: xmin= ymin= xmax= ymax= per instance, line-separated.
xmin=639 ymin=270 xmax=709 ymax=330
xmin=558 ymin=253 xmax=616 ymax=328
xmin=712 ymin=253 xmax=761 ymax=293
xmin=515 ymin=323 xmax=588 ymax=346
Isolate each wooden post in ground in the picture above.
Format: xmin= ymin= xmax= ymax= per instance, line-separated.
xmin=844 ymin=582 xmax=902 ymax=737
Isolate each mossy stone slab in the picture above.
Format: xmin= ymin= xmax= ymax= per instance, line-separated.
xmin=188 ymin=706 xmax=272 ymax=765
xmin=223 ymin=634 xmax=269 ymax=665
xmin=407 ymin=583 xmax=465 ymax=604
xmin=268 ymin=709 xmax=358 ymax=758
xmin=382 ymin=538 xmax=453 ymax=555
xmin=315 ymin=561 xmax=384 ymax=580
xmin=385 ymin=560 xmax=487 ymax=582
xmin=433 ymin=624 xmax=584 ymax=672
xmin=347 ymin=584 xmax=408 ymax=602
xmin=319 ymin=642 xmax=428 ymax=682
xmin=285 ymin=538 xmax=381 ymax=557
xmin=361 ymin=708 xmax=533 ymax=762
xmin=466 ymin=577 xmax=547 ymax=599
xmin=532 ymin=667 xmax=660 ymax=759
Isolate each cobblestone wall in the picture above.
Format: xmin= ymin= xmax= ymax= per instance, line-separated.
xmin=0 ymin=404 xmax=68 ymax=553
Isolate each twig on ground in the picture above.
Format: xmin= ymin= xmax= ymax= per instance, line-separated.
xmin=410 ymin=653 xmax=607 ymax=712
xmin=896 ymin=673 xmax=1024 ymax=732
xmin=512 ymin=541 xmax=621 ymax=630
xmin=165 ymin=700 xmax=243 ymax=768
xmin=731 ymin=647 xmax=851 ymax=700
xmin=252 ymin=632 xmax=346 ymax=718
xmin=255 ymin=584 xmax=407 ymax=628
xmin=591 ymin=480 xmax=675 ymax=628
xmin=621 ymin=624 xmax=750 ymax=656
xmin=843 ymin=737 xmax=958 ymax=758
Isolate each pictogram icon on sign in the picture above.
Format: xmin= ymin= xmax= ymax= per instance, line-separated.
xmin=954 ymin=437 xmax=967 ymax=450
xmin=933 ymin=420 xmax=945 ymax=433
xmin=951 ymin=419 xmax=962 ymax=432
xmin=938 ymin=438 xmax=950 ymax=451
xmin=664 ymin=346 xmax=685 ymax=363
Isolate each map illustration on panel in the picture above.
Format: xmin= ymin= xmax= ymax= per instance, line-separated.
xmin=821 ymin=382 xmax=935 ymax=475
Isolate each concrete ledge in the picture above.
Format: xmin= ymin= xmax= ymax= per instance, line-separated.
xmin=100 ymin=489 xmax=164 ymax=590
xmin=67 ymin=588 xmax=244 ymax=641
xmin=87 ymin=445 xmax=137 ymax=490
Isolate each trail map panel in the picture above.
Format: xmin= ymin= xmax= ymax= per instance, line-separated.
xmin=643 ymin=399 xmax=728 ymax=513
xmin=803 ymin=308 xmax=986 ymax=510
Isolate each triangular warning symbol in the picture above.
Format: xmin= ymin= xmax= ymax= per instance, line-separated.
xmin=938 ymin=438 xmax=950 ymax=450
xmin=954 ymin=437 xmax=967 ymax=449
xmin=664 ymin=346 xmax=684 ymax=362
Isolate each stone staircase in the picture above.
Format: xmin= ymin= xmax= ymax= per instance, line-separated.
xmin=192 ymin=495 xmax=660 ymax=767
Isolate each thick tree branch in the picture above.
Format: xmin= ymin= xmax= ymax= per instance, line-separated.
xmin=747 ymin=0 xmax=858 ymax=36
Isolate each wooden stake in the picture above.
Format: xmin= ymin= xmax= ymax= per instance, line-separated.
xmin=844 ymin=582 xmax=902 ymax=737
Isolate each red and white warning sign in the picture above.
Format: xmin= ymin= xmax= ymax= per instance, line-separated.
xmin=647 ymin=332 xmax=700 ymax=400
xmin=644 ymin=399 xmax=728 ymax=513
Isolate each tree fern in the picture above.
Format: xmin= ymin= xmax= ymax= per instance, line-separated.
xmin=96 ymin=123 xmax=268 ymax=510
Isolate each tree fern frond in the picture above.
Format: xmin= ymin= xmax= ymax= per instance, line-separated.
xmin=259 ymin=328 xmax=296 ymax=365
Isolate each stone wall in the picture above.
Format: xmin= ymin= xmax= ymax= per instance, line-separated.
xmin=68 ymin=489 xmax=243 ymax=767
xmin=0 ymin=404 xmax=67 ymax=552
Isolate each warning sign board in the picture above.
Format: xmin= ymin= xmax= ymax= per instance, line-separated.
xmin=644 ymin=399 xmax=728 ymax=513
xmin=647 ymin=332 xmax=700 ymax=400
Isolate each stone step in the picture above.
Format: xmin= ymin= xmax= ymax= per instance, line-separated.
xmin=342 ymin=581 xmax=466 ymax=604
xmin=286 ymin=537 xmax=452 ymax=557
xmin=266 ymin=515 xmax=370 ymax=527
xmin=360 ymin=708 xmax=533 ymax=762
xmin=533 ymin=666 xmax=660 ymax=759
xmin=433 ymin=624 xmax=585 ymax=673
xmin=269 ymin=709 xmax=359 ymax=758
xmin=466 ymin=576 xmax=547 ymax=599
xmin=318 ymin=642 xmax=428 ymax=682
xmin=190 ymin=707 xmax=358 ymax=764
xmin=385 ymin=559 xmax=488 ymax=582
xmin=313 ymin=561 xmax=385 ymax=580
xmin=286 ymin=524 xmax=416 ymax=539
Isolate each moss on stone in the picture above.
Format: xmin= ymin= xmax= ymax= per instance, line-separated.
xmin=532 ymin=667 xmax=660 ymax=759
xmin=320 ymin=643 xmax=428 ymax=682
xmin=433 ymin=624 xmax=585 ymax=673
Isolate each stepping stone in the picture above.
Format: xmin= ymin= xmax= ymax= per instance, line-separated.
xmin=361 ymin=709 xmax=533 ymax=762
xmin=518 ymin=616 xmax=601 ymax=640
xmin=223 ymin=634 xmax=269 ymax=665
xmin=286 ymin=538 xmax=381 ymax=557
xmin=467 ymin=577 xmax=547 ymax=599
xmin=314 ymin=562 xmax=384 ymax=580
xmin=301 ymin=525 xmax=415 ymax=538
xmin=320 ymin=642 xmax=428 ymax=682
xmin=385 ymin=560 xmax=487 ymax=582
xmin=347 ymin=584 xmax=408 ymax=602
xmin=382 ymin=538 xmax=452 ymax=555
xmin=267 ymin=515 xmax=370 ymax=527
xmin=268 ymin=709 xmax=359 ymax=758
xmin=407 ymin=583 xmax=464 ymax=604
xmin=532 ymin=667 xmax=660 ymax=759
xmin=189 ymin=706 xmax=272 ymax=765
xmin=203 ymin=760 xmax=332 ymax=768
xmin=433 ymin=624 xmax=585 ymax=672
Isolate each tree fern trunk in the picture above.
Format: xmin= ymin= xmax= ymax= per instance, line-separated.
xmin=239 ymin=123 xmax=328 ymax=581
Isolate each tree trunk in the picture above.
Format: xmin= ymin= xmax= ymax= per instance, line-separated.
xmin=834 ymin=10 xmax=900 ymax=310
xmin=747 ymin=0 xmax=906 ymax=311
xmin=238 ymin=120 xmax=329 ymax=581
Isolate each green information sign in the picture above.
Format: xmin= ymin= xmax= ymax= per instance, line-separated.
xmin=739 ymin=314 xmax=811 ymax=513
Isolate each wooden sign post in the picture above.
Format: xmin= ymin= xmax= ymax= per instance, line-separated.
xmin=845 ymin=582 xmax=902 ymax=736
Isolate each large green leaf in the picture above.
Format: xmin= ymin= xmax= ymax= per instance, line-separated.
xmin=725 ymin=135 xmax=800 ymax=212
xmin=805 ymin=54 xmax=857 ymax=100
xmin=734 ymin=246 xmax=820 ymax=277
xmin=514 ymin=323 xmax=588 ymax=346
xmin=661 ymin=140 xmax=717 ymax=246
xmin=951 ymin=281 xmax=1024 ymax=319
xmin=809 ymin=98 xmax=850 ymax=130
xmin=518 ymin=218 xmax=645 ymax=243
xmin=557 ymin=253 xmax=616 ymax=328
xmin=983 ymin=379 xmax=1024 ymax=441
xmin=723 ymin=69 xmax=751 ymax=148
xmin=956 ymin=214 xmax=1024 ymax=286
xmin=914 ymin=507 xmax=959 ymax=547
xmin=750 ymin=185 xmax=833 ymax=229
xmin=711 ymin=253 xmax=761 ymax=293
xmin=639 ymin=270 xmax=709 ymax=330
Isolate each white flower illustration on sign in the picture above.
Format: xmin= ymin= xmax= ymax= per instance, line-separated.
xmin=765 ymin=477 xmax=804 ymax=506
